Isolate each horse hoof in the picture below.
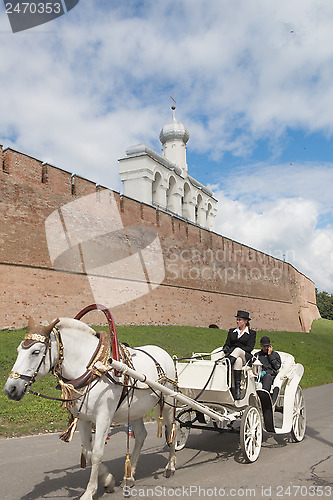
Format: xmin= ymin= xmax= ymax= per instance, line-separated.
xmin=104 ymin=474 xmax=115 ymax=493
xmin=121 ymin=477 xmax=135 ymax=488
xmin=163 ymin=468 xmax=175 ymax=478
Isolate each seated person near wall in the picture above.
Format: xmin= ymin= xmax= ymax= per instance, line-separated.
xmin=223 ymin=310 xmax=256 ymax=400
xmin=253 ymin=336 xmax=281 ymax=392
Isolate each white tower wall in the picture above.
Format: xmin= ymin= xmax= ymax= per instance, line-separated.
xmin=119 ymin=107 xmax=217 ymax=231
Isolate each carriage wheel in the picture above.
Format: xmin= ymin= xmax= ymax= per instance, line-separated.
xmin=173 ymin=409 xmax=195 ymax=451
xmin=290 ymin=386 xmax=306 ymax=442
xmin=240 ymin=406 xmax=262 ymax=463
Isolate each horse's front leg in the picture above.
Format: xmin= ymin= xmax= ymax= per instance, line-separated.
xmin=80 ymin=413 xmax=112 ymax=500
xmin=77 ymin=419 xmax=93 ymax=468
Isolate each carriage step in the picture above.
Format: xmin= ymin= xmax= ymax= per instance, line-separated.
xmin=257 ymin=389 xmax=275 ymax=433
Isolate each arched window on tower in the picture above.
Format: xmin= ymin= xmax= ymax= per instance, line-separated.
xmin=207 ymin=202 xmax=214 ymax=230
xmin=182 ymin=182 xmax=194 ymax=221
xmin=166 ymin=176 xmax=177 ymax=214
xmin=196 ymin=193 xmax=204 ymax=225
xmin=152 ymin=171 xmax=164 ymax=209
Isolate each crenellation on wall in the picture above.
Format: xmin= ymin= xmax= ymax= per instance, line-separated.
xmin=155 ymin=209 xmax=160 ymax=226
xmin=0 ymin=144 xmax=5 ymax=173
xmin=139 ymin=202 xmax=145 ymax=220
xmin=3 ymin=148 xmax=43 ymax=188
xmin=119 ymin=195 xmax=142 ymax=227
xmin=42 ymin=163 xmax=73 ymax=196
xmin=119 ymin=196 xmax=125 ymax=213
xmin=2 ymin=148 xmax=102 ymax=199
xmin=72 ymin=174 xmax=97 ymax=197
xmin=161 ymin=210 xmax=173 ymax=237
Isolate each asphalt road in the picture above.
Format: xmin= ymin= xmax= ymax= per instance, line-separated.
xmin=1 ymin=384 xmax=332 ymax=500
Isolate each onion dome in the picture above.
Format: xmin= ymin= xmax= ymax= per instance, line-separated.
xmin=159 ymin=106 xmax=190 ymax=145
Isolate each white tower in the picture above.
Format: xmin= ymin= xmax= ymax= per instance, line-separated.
xmin=119 ymin=105 xmax=217 ymax=231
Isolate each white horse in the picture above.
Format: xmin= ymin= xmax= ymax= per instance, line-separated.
xmin=4 ymin=317 xmax=177 ymax=500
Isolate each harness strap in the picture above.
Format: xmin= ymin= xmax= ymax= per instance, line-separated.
xmin=133 ymin=348 xmax=178 ymax=387
xmin=133 ymin=348 xmax=166 ymax=380
xmin=112 ymin=344 xmax=177 ymax=411
xmin=56 ymin=331 xmax=111 ymax=391
xmin=115 ymin=343 xmax=137 ymax=411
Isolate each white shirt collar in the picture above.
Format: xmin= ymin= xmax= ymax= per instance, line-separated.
xmin=233 ymin=326 xmax=249 ymax=337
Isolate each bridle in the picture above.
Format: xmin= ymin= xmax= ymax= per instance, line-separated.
xmin=8 ymin=324 xmax=111 ymax=406
xmin=8 ymin=327 xmax=62 ymax=396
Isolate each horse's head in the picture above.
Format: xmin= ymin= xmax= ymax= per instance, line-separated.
xmin=4 ymin=317 xmax=59 ymax=401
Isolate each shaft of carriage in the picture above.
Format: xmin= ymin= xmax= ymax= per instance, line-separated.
xmin=104 ymin=358 xmax=232 ymax=424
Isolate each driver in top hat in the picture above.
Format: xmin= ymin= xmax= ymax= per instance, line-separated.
xmin=223 ymin=310 xmax=256 ymax=399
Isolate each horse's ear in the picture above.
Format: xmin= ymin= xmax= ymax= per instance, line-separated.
xmin=28 ymin=317 xmax=35 ymax=332
xmin=43 ymin=318 xmax=60 ymax=337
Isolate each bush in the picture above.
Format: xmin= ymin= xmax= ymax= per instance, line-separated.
xmin=316 ymin=289 xmax=333 ymax=320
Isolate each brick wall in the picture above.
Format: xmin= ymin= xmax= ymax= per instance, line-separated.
xmin=0 ymin=147 xmax=320 ymax=331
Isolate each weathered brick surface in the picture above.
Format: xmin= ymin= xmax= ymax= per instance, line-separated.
xmin=43 ymin=163 xmax=72 ymax=196
xmin=0 ymin=147 xmax=320 ymax=331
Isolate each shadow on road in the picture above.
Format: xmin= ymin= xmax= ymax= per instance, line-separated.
xmin=18 ymin=422 xmax=330 ymax=499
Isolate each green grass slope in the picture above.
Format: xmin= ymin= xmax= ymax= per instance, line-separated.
xmin=0 ymin=318 xmax=332 ymax=437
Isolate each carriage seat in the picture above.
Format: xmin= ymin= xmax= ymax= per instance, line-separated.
xmin=210 ymin=347 xmax=226 ymax=362
xmin=252 ymin=349 xmax=295 ymax=397
xmin=271 ymin=351 xmax=295 ymax=388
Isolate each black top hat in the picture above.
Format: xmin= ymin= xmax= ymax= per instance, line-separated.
xmin=235 ymin=310 xmax=251 ymax=320
xmin=260 ymin=336 xmax=271 ymax=346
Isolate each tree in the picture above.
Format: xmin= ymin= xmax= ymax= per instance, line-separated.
xmin=316 ymin=289 xmax=333 ymax=320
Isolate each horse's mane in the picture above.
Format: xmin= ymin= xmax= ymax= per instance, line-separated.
xmin=56 ymin=318 xmax=96 ymax=338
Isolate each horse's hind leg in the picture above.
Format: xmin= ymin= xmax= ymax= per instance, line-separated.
xmin=163 ymin=402 xmax=176 ymax=477
xmin=121 ymin=417 xmax=147 ymax=488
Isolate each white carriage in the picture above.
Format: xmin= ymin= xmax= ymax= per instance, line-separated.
xmin=109 ymin=344 xmax=306 ymax=464
xmin=173 ymin=347 xmax=306 ymax=462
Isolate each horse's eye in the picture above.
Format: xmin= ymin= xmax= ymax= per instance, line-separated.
xmin=32 ymin=350 xmax=40 ymax=356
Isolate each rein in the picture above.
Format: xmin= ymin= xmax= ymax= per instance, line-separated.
xmin=175 ymin=347 xmax=225 ymax=362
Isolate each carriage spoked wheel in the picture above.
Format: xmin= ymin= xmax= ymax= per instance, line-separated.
xmin=290 ymin=385 xmax=306 ymax=442
xmin=172 ymin=409 xmax=196 ymax=451
xmin=240 ymin=405 xmax=262 ymax=463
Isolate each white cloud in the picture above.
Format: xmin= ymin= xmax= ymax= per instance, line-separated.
xmin=214 ymin=163 xmax=333 ymax=292
xmin=2 ymin=0 xmax=333 ymax=177
xmin=1 ymin=0 xmax=333 ymax=292
xmin=221 ymin=162 xmax=333 ymax=215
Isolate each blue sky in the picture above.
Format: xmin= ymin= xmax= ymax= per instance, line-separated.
xmin=1 ymin=0 xmax=333 ymax=292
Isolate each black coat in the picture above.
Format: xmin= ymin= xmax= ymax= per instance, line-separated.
xmin=254 ymin=349 xmax=281 ymax=376
xmin=223 ymin=328 xmax=256 ymax=361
